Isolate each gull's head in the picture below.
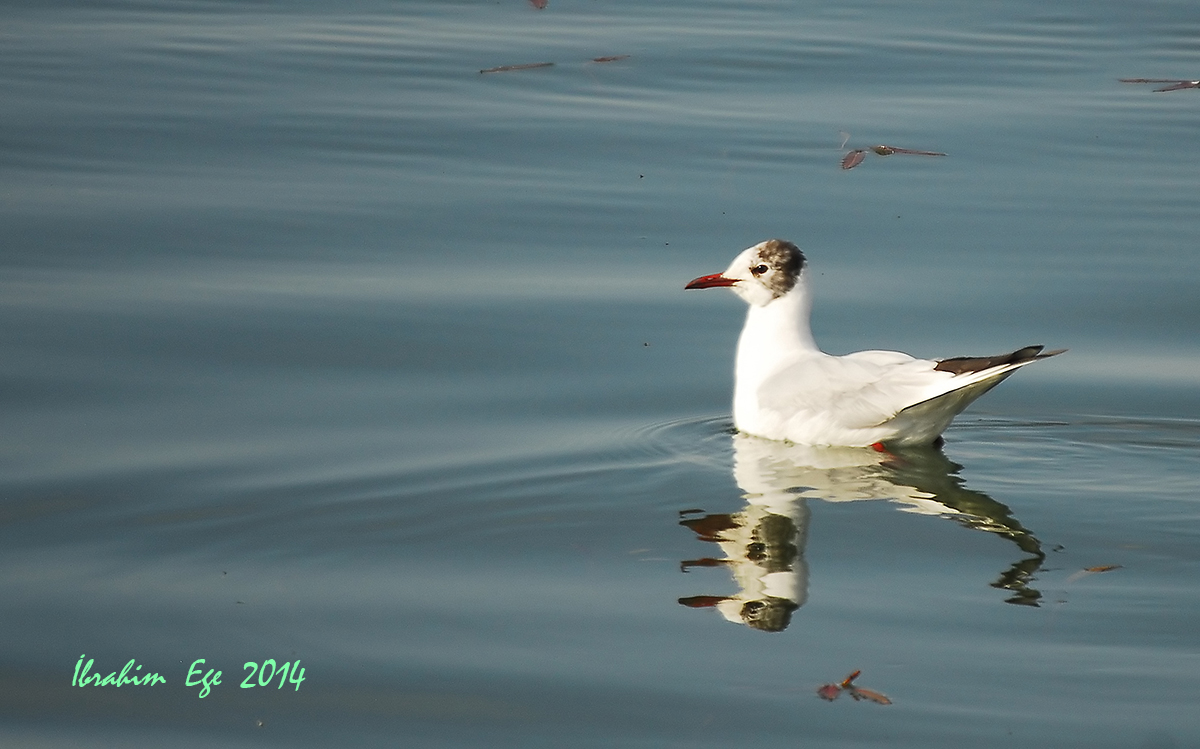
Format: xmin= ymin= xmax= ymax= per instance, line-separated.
xmin=684 ymin=239 xmax=806 ymax=307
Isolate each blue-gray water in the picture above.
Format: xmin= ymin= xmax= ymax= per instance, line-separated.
xmin=4 ymin=1 xmax=1200 ymax=746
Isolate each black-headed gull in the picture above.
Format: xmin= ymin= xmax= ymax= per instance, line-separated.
xmin=685 ymin=239 xmax=1064 ymax=448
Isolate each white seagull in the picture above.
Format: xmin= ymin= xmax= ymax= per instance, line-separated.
xmin=685 ymin=239 xmax=1064 ymax=448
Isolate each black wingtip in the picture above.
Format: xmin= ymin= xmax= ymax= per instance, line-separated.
xmin=934 ymin=345 xmax=1066 ymax=375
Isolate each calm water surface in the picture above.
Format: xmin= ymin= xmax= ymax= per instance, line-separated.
xmin=3 ymin=0 xmax=1200 ymax=746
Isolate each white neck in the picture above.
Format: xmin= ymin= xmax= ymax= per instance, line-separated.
xmin=733 ymin=277 xmax=819 ymax=429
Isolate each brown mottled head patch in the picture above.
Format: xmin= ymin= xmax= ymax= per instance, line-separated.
xmin=754 ymin=239 xmax=806 ymax=298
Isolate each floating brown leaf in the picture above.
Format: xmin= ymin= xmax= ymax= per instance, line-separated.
xmin=817 ymin=670 xmax=891 ymax=705
xmin=841 ymin=150 xmax=866 ymax=170
xmin=591 ymin=55 xmax=630 ymax=63
xmin=1064 ymin=564 xmax=1123 ymax=584
xmin=847 ymin=686 xmax=892 ymax=705
xmin=841 ymin=143 xmax=944 ymax=170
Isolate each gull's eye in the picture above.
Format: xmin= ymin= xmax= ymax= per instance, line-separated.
xmin=751 ymin=264 xmax=769 ymax=276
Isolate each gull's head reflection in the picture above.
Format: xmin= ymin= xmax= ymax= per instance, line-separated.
xmin=679 ymin=435 xmax=1045 ymax=631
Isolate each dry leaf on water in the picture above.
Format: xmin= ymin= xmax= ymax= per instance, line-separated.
xmin=816 ymin=670 xmax=891 ymax=705
xmin=840 ymin=137 xmax=945 ymax=170
xmin=847 ymin=686 xmax=892 ymax=705
xmin=1064 ymin=564 xmax=1123 ymax=584
xmin=841 ymin=150 xmax=867 ymax=170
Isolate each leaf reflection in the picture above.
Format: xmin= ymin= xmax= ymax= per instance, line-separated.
xmin=678 ymin=435 xmax=1046 ymax=631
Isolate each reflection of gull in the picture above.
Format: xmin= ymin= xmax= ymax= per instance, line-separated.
xmin=681 ymin=487 xmax=810 ymax=632
xmin=679 ymin=435 xmax=1045 ymax=631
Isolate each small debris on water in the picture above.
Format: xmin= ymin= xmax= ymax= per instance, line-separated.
xmin=480 ymin=62 xmax=554 ymax=74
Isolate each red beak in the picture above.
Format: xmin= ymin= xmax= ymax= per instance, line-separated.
xmin=685 ymin=273 xmax=737 ymax=290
